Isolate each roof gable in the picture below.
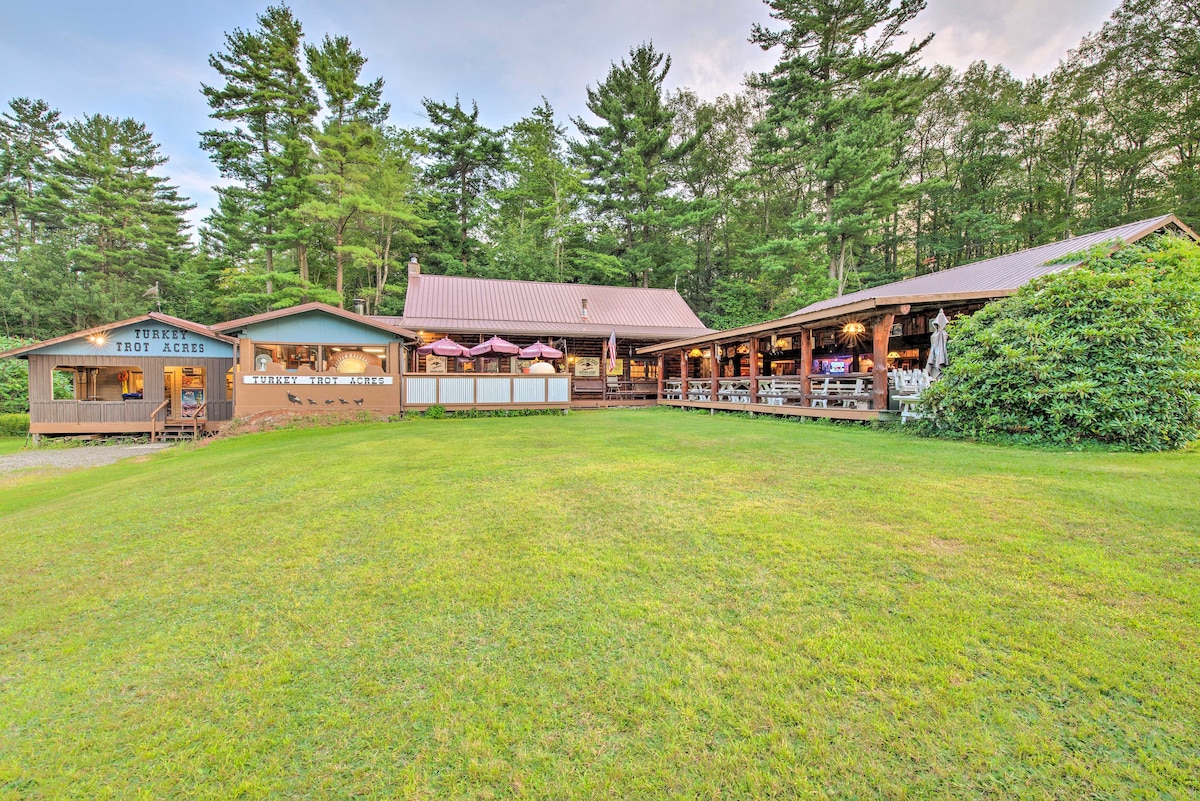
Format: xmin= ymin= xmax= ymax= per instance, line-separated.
xmin=0 ymin=313 xmax=234 ymax=360
xmin=212 ymin=302 xmax=416 ymax=342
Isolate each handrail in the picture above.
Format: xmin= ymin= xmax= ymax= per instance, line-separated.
xmin=148 ymin=398 xmax=170 ymax=443
xmin=192 ymin=403 xmax=208 ymax=440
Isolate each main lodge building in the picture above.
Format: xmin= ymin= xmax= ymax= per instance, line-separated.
xmin=3 ymin=214 xmax=1195 ymax=439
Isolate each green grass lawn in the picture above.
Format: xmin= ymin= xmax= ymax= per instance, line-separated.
xmin=0 ymin=436 xmax=25 ymax=455
xmin=1 ymin=409 xmax=1197 ymax=799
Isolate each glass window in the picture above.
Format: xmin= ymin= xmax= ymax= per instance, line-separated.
xmin=254 ymin=344 xmax=389 ymax=373
xmin=52 ymin=366 xmax=142 ymax=401
xmin=323 ymin=346 xmax=387 ymax=373
xmin=629 ymin=359 xmax=658 ymax=380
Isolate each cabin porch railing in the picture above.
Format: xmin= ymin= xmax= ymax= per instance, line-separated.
xmin=659 ymin=374 xmax=885 ymax=418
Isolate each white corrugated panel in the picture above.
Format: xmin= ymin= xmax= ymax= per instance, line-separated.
xmin=513 ymin=378 xmax=547 ymax=404
xmin=406 ymin=377 xmax=437 ymax=405
xmin=547 ymin=377 xmax=570 ymax=403
xmin=439 ymin=377 xmax=474 ymax=405
xmin=475 ymin=377 xmax=512 ymax=404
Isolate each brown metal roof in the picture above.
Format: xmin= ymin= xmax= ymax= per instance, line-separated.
xmin=790 ymin=214 xmax=1191 ymax=318
xmin=392 ymin=274 xmax=711 ymax=340
xmin=0 ymin=312 xmax=235 ymax=360
xmin=638 ymin=213 xmax=1197 ymax=355
xmin=212 ymin=301 xmax=417 ymax=339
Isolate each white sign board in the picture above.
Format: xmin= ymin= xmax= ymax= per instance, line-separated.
xmin=243 ymin=375 xmax=393 ymax=386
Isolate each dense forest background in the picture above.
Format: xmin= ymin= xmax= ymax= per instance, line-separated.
xmin=1 ymin=0 xmax=1196 ymax=341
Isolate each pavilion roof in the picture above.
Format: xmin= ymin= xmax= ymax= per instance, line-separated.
xmin=638 ymin=213 xmax=1197 ymax=354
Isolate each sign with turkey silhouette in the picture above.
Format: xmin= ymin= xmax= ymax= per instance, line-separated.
xmin=285 ymin=393 xmax=366 ymax=407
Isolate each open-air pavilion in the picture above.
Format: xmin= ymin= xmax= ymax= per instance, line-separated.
xmin=638 ymin=214 xmax=1199 ymax=420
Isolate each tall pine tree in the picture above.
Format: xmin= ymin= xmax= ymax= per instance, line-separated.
xmin=200 ymin=5 xmax=317 ymax=293
xmin=419 ymin=97 xmax=505 ymax=272
xmin=572 ymin=42 xmax=693 ymax=288
xmin=752 ymin=0 xmax=933 ymax=295
xmin=302 ymin=33 xmax=389 ymax=304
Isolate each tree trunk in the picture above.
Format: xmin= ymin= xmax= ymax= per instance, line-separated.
xmin=460 ymin=168 xmax=469 ymax=267
xmin=826 ymin=179 xmax=837 ymax=282
xmin=835 ymin=236 xmax=850 ymax=296
xmin=335 ymin=224 xmax=345 ymax=306
xmin=375 ymin=224 xmax=393 ymax=310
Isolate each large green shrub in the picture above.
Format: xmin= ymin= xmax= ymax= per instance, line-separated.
xmin=919 ymin=236 xmax=1200 ymax=450
xmin=0 ymin=337 xmax=33 ymax=414
xmin=0 ymin=413 xmax=30 ymax=436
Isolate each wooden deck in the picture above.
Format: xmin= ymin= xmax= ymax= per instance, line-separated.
xmin=656 ymin=398 xmax=882 ymax=421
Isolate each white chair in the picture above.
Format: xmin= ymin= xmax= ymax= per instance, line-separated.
xmin=838 ymin=379 xmax=865 ymax=409
xmin=810 ymin=377 xmax=829 ymax=408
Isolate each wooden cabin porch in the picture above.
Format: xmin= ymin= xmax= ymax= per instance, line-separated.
xmin=639 ymin=301 xmax=978 ymax=421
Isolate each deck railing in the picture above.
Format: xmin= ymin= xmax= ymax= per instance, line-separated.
xmin=403 ymin=373 xmax=571 ymax=409
xmin=660 ymin=373 xmax=883 ymax=418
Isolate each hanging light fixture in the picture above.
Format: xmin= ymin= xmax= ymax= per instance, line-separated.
xmin=839 ymin=320 xmax=868 ymax=347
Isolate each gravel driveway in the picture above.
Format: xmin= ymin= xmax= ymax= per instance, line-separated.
xmin=0 ymin=443 xmax=174 ymax=475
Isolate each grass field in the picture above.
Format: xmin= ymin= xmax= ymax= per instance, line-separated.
xmin=1 ymin=409 xmax=1197 ymax=799
xmin=0 ymin=437 xmax=25 ymax=456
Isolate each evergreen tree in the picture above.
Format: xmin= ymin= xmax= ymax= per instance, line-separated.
xmin=571 ymin=42 xmax=693 ymax=288
xmin=355 ymin=127 xmax=426 ymax=314
xmin=751 ymin=0 xmax=933 ymax=294
xmin=0 ymin=98 xmax=65 ymax=255
xmin=419 ymin=97 xmax=505 ymax=272
xmin=491 ymin=100 xmax=587 ymax=282
xmin=302 ymin=33 xmax=389 ymax=304
xmin=58 ymin=114 xmax=193 ymax=280
xmin=200 ymin=4 xmax=317 ymax=291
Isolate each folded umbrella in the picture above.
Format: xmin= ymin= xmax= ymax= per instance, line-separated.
xmin=469 ymin=336 xmax=520 ymax=356
xmin=416 ymin=337 xmax=473 ymax=357
xmin=518 ymin=341 xmax=564 ymax=359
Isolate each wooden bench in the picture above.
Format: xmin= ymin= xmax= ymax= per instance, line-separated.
xmin=572 ymin=378 xmax=606 ymax=399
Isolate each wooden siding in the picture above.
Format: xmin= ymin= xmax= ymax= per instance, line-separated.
xmin=28 ymin=354 xmax=235 ymax=425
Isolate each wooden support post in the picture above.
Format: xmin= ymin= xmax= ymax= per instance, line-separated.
xmin=799 ymin=329 xmax=812 ymax=407
xmin=709 ymin=344 xmax=719 ymax=402
xmin=872 ymin=313 xmax=895 ymax=410
xmin=656 ymin=354 xmax=665 ymax=400
xmin=680 ymin=349 xmax=689 ymax=400
xmin=749 ymin=337 xmax=759 ymax=402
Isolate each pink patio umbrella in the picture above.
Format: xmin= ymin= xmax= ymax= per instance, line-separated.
xmin=469 ymin=336 xmax=520 ymax=356
xmin=519 ymin=341 xmax=564 ymax=359
xmin=415 ymin=337 xmax=473 ymax=357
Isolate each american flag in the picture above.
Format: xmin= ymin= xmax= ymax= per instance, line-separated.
xmin=606 ymin=330 xmax=618 ymax=374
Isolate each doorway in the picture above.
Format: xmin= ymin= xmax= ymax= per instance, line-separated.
xmin=163 ymin=367 xmax=207 ymax=420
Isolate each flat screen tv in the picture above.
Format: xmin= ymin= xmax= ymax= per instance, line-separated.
xmin=813 ymin=355 xmax=854 ymax=375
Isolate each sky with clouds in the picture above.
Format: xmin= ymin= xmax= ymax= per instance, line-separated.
xmin=1 ymin=0 xmax=1122 ymax=228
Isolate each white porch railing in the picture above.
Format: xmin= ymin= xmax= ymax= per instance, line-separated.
xmin=403 ymin=374 xmax=571 ymax=408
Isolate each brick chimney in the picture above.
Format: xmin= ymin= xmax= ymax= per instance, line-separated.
xmin=408 ymin=254 xmax=421 ymax=279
